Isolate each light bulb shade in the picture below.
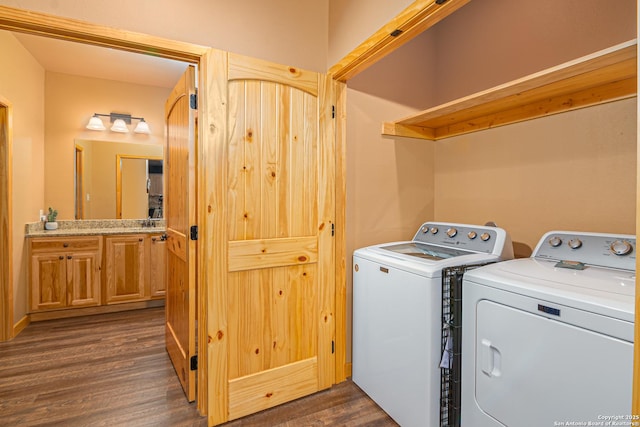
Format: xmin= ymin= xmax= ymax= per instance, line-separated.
xmin=110 ymin=118 xmax=129 ymax=133
xmin=86 ymin=115 xmax=106 ymax=131
xmin=134 ymin=119 xmax=150 ymax=134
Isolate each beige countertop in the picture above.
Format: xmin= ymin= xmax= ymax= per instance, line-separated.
xmin=25 ymin=219 xmax=166 ymax=238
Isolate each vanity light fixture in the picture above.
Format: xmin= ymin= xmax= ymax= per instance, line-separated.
xmin=86 ymin=112 xmax=151 ymax=134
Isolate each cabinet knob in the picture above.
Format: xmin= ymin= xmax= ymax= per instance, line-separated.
xmin=139 ymin=238 xmax=144 ymax=242
xmin=67 ymin=255 xmax=72 ymax=260
xmin=63 ymin=243 xmax=69 ymax=248
xmin=152 ymin=237 xmax=157 ymax=242
xmin=59 ymin=256 xmax=64 ymax=260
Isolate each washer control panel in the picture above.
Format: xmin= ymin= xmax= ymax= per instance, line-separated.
xmin=412 ymin=222 xmax=509 ymax=255
xmin=533 ymin=231 xmax=636 ymax=271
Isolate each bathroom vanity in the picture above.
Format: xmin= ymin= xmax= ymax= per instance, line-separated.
xmin=26 ymin=219 xmax=166 ymax=320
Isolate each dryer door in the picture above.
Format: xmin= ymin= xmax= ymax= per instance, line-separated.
xmin=475 ymin=300 xmax=632 ymax=427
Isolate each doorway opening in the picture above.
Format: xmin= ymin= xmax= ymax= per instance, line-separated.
xmin=0 ymin=6 xmax=209 ymax=415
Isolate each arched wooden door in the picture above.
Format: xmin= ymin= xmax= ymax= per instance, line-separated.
xmin=165 ymin=65 xmax=197 ymax=402
xmin=205 ymin=51 xmax=337 ymax=424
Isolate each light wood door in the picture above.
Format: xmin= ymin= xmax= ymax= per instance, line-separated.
xmin=149 ymin=235 xmax=166 ymax=298
xmin=207 ymin=52 xmax=336 ymax=423
xmin=165 ymin=65 xmax=197 ymax=402
xmin=104 ymin=235 xmax=146 ymax=303
xmin=66 ymin=251 xmax=100 ymax=307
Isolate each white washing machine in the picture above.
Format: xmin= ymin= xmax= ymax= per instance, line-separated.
xmin=353 ymin=222 xmax=514 ymax=427
xmin=461 ymin=231 xmax=636 ymax=427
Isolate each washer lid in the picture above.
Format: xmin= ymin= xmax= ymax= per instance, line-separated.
xmin=379 ymin=241 xmax=474 ymax=261
xmin=464 ymin=258 xmax=635 ymax=320
xmin=354 ymin=243 xmax=502 ymax=278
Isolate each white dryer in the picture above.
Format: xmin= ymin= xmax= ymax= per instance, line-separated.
xmin=461 ymin=231 xmax=636 ymax=427
xmin=353 ymin=222 xmax=513 ymax=427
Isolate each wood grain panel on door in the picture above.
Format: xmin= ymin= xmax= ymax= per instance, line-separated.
xmin=217 ymin=53 xmax=336 ymax=422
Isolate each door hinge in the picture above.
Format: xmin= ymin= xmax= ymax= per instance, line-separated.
xmin=332 ymin=340 xmax=335 ymax=354
xmin=190 ymin=225 xmax=198 ymax=240
xmin=332 ymin=105 xmax=335 ymax=119
xmin=331 ymin=223 xmax=335 ymax=236
xmin=190 ymin=355 xmax=198 ymax=371
xmin=190 ymin=92 xmax=198 ymax=110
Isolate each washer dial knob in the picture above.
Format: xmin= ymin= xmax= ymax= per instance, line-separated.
xmin=610 ymin=240 xmax=633 ymax=256
xmin=421 ymin=225 xmax=429 ymax=234
xmin=467 ymin=231 xmax=477 ymax=240
xmin=568 ymin=238 xmax=582 ymax=249
xmin=446 ymin=228 xmax=458 ymax=238
xmin=480 ymin=232 xmax=491 ymax=241
xmin=430 ymin=227 xmax=439 ymax=235
xmin=548 ymin=236 xmax=562 ymax=247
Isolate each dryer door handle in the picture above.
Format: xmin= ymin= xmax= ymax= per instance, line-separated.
xmin=480 ymin=339 xmax=502 ymax=378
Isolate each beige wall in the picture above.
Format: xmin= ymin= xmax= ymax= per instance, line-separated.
xmin=0 ymin=0 xmax=329 ymax=73
xmin=45 ymin=72 xmax=168 ymax=220
xmin=0 ymin=32 xmax=45 ymax=324
xmin=434 ymin=98 xmax=637 ymax=257
xmin=432 ymin=0 xmax=637 ymax=105
xmin=334 ymin=0 xmax=637 ymax=363
xmin=328 ymin=0 xmax=414 ymax=67
xmin=345 ymin=88 xmax=435 ymax=361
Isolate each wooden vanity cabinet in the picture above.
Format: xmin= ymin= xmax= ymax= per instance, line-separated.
xmin=104 ymin=233 xmax=167 ymax=303
xmin=29 ymin=236 xmax=102 ymax=312
xmin=29 ymin=233 xmax=166 ymax=315
xmin=104 ymin=234 xmax=146 ymax=304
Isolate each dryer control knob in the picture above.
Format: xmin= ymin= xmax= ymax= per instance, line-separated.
xmin=548 ymin=236 xmax=562 ymax=247
xmin=480 ymin=232 xmax=491 ymax=241
xmin=446 ymin=228 xmax=458 ymax=238
xmin=568 ymin=238 xmax=582 ymax=249
xmin=430 ymin=227 xmax=439 ymax=234
xmin=467 ymin=231 xmax=477 ymax=240
xmin=421 ymin=225 xmax=429 ymax=234
xmin=610 ymin=240 xmax=633 ymax=256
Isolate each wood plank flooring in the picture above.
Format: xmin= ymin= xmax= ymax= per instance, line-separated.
xmin=0 ymin=308 xmax=398 ymax=426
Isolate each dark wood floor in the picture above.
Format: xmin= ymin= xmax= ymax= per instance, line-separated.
xmin=0 ymin=307 xmax=398 ymax=426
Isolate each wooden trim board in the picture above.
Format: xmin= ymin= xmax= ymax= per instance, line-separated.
xmin=329 ymin=0 xmax=471 ymax=82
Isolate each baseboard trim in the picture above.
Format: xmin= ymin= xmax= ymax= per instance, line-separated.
xmin=30 ymin=300 xmax=165 ymax=322
xmin=13 ymin=315 xmax=30 ymax=337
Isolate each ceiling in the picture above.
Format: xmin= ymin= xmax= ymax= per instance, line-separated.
xmin=12 ymin=31 xmax=191 ymax=89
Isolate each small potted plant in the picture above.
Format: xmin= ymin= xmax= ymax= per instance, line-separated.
xmin=45 ymin=207 xmax=58 ymax=230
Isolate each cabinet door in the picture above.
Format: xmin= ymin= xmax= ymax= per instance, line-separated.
xmin=104 ymin=235 xmax=146 ymax=303
xmin=66 ymin=251 xmax=101 ymax=307
xmin=149 ymin=235 xmax=166 ymax=298
xmin=31 ymin=253 xmax=66 ymax=311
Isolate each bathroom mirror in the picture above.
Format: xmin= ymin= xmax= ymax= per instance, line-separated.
xmin=74 ymin=139 xmax=163 ymax=220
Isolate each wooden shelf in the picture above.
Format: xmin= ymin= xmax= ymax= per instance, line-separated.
xmin=382 ymin=39 xmax=637 ymax=141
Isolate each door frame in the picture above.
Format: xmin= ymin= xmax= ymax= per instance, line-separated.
xmin=0 ymin=5 xmax=210 ymax=413
xmin=0 ymin=96 xmax=13 ymax=342
xmin=0 ymin=3 xmax=348 ymax=418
